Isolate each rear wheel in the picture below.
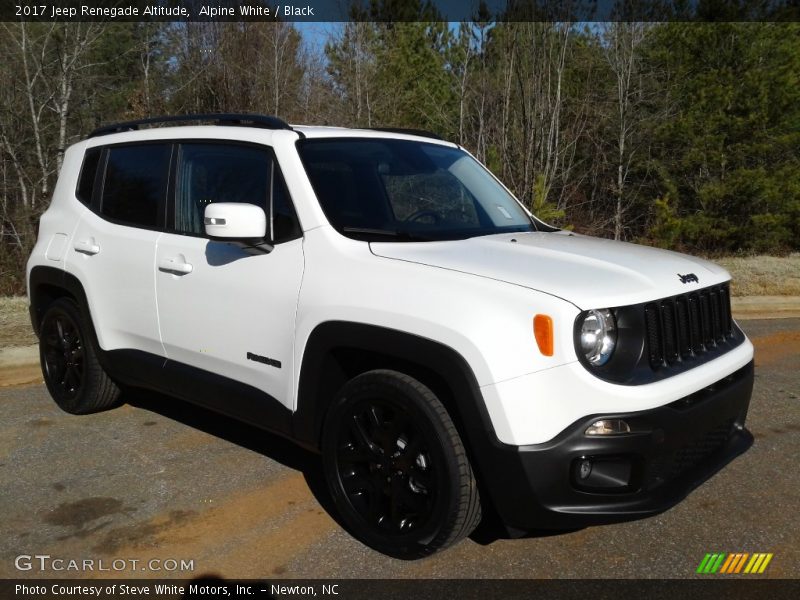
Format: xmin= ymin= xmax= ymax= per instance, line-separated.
xmin=321 ymin=369 xmax=481 ymax=558
xmin=39 ymin=298 xmax=120 ymax=414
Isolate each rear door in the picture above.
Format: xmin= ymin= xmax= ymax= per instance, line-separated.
xmin=68 ymin=142 xmax=171 ymax=356
xmin=154 ymin=141 xmax=304 ymax=410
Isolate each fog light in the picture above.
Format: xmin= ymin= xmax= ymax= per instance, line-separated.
xmin=572 ymin=456 xmax=634 ymax=490
xmin=585 ymin=419 xmax=631 ymax=436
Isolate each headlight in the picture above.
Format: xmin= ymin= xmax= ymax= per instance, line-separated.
xmin=579 ymin=309 xmax=617 ymax=366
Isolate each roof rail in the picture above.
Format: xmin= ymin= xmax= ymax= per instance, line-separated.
xmin=88 ymin=113 xmax=294 ymax=138
xmin=367 ymin=127 xmax=444 ymax=141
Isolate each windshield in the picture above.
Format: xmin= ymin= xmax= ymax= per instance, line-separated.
xmin=297 ymin=138 xmax=536 ymax=241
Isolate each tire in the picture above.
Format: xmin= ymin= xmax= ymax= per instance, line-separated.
xmin=39 ymin=297 xmax=120 ymax=414
xmin=321 ymin=369 xmax=481 ymax=558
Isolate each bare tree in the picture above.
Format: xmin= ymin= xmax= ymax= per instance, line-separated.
xmin=602 ymin=22 xmax=650 ymax=240
xmin=1 ymin=22 xmax=105 ymax=204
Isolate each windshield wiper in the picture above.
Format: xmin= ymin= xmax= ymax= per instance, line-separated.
xmin=341 ymin=227 xmax=433 ymax=242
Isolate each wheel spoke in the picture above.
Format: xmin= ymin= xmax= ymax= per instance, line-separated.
xmin=341 ymin=471 xmax=373 ymax=495
xmin=410 ymin=462 xmax=433 ymax=487
xmin=70 ymin=364 xmax=83 ymax=387
xmin=61 ymin=365 xmax=74 ymax=389
xmin=366 ymin=405 xmax=382 ymax=429
xmin=56 ymin=319 xmax=64 ymax=340
xmin=350 ymin=414 xmax=382 ymax=457
xmin=400 ymin=481 xmax=428 ymax=511
xmin=386 ymin=413 xmax=410 ymax=441
xmin=43 ymin=333 xmax=61 ymax=350
xmin=389 ymin=477 xmax=402 ymax=528
xmin=46 ymin=353 xmax=65 ymax=381
xmin=72 ymin=346 xmax=84 ymax=362
xmin=338 ymin=442 xmax=373 ymax=464
xmin=367 ymin=484 xmax=387 ymax=525
xmin=403 ymin=435 xmax=422 ymax=458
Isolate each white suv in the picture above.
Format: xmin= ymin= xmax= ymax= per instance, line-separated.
xmin=27 ymin=114 xmax=754 ymax=558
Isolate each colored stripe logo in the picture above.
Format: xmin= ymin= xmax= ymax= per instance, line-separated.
xmin=696 ymin=553 xmax=773 ymax=574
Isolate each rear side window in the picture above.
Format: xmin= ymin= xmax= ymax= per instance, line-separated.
xmin=101 ymin=144 xmax=170 ymax=228
xmin=76 ymin=148 xmax=101 ymax=205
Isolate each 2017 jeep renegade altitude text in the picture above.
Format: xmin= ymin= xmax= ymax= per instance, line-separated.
xmin=27 ymin=114 xmax=754 ymax=559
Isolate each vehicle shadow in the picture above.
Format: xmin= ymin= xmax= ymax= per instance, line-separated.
xmin=123 ymin=388 xmax=347 ymax=531
xmin=124 ymin=388 xmax=574 ymax=550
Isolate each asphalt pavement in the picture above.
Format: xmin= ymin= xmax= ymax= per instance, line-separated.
xmin=0 ymin=318 xmax=797 ymax=579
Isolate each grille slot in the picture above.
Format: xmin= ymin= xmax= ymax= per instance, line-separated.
xmin=720 ymin=286 xmax=732 ymax=334
xmin=699 ymin=293 xmax=712 ymax=347
xmin=661 ymin=300 xmax=679 ymax=364
xmin=675 ymin=297 xmax=691 ymax=357
xmin=644 ymin=284 xmax=733 ymax=371
xmin=645 ymin=304 xmax=663 ymax=368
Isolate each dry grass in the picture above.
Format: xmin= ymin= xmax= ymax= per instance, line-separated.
xmin=715 ymin=254 xmax=800 ymax=296
xmin=0 ymin=296 xmax=36 ymax=347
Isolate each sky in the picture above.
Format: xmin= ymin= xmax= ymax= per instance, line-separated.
xmin=295 ymin=22 xmax=342 ymax=55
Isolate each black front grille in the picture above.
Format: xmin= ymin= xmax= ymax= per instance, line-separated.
xmin=644 ymin=283 xmax=734 ymax=370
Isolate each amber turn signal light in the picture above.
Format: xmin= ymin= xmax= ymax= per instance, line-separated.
xmin=534 ymin=314 xmax=554 ymax=356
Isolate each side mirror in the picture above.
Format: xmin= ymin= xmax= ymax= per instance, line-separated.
xmin=204 ymin=203 xmax=272 ymax=254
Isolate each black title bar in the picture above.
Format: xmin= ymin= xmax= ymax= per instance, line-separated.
xmin=3 ymin=579 xmax=800 ymax=600
xmin=2 ymin=0 xmax=800 ymax=22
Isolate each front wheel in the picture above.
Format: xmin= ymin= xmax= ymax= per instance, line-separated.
xmin=39 ymin=298 xmax=120 ymax=414
xmin=321 ymin=369 xmax=481 ymax=558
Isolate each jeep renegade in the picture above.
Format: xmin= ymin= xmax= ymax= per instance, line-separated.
xmin=27 ymin=114 xmax=754 ymax=558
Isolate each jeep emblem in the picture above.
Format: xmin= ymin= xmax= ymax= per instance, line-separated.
xmin=678 ymin=273 xmax=699 ymax=284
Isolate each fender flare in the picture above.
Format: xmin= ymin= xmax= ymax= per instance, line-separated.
xmin=292 ymin=321 xmax=537 ymax=527
xmin=28 ymin=265 xmax=92 ymax=338
xmin=292 ymin=320 xmax=497 ymax=450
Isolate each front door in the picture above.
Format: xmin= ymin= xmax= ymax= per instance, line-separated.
xmin=155 ymin=141 xmax=304 ymax=412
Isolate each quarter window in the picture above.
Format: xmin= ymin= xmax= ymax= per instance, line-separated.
xmin=101 ymin=144 xmax=170 ymax=228
xmin=271 ymin=165 xmax=302 ymax=243
xmin=76 ymin=147 xmax=101 ymax=205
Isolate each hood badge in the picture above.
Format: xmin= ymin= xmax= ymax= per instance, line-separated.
xmin=678 ymin=273 xmax=699 ymax=284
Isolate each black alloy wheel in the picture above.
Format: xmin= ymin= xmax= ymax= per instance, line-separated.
xmin=39 ymin=298 xmax=120 ymax=414
xmin=335 ymin=397 xmax=437 ymax=534
xmin=322 ymin=369 xmax=481 ymax=558
xmin=41 ymin=308 xmax=85 ymax=401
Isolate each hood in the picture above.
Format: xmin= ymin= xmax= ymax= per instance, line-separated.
xmin=370 ymin=231 xmax=730 ymax=309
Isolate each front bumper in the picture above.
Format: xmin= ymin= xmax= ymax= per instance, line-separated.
xmin=480 ymin=360 xmax=754 ymax=530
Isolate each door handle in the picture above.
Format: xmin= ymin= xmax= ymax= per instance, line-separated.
xmin=74 ymin=238 xmax=100 ymax=255
xmin=158 ymin=256 xmax=193 ymax=275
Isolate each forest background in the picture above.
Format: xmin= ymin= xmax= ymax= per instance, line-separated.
xmin=1 ymin=3 xmax=798 ymax=294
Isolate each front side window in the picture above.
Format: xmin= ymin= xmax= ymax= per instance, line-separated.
xmin=101 ymin=144 xmax=170 ymax=228
xmin=297 ymin=138 xmax=535 ymax=241
xmin=174 ymin=143 xmax=301 ymax=242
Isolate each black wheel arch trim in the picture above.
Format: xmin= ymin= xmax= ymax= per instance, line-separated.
xmin=293 ymin=321 xmax=498 ymax=450
xmin=29 ymin=266 xmax=94 ymax=339
xmin=293 ymin=321 xmax=531 ymax=527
